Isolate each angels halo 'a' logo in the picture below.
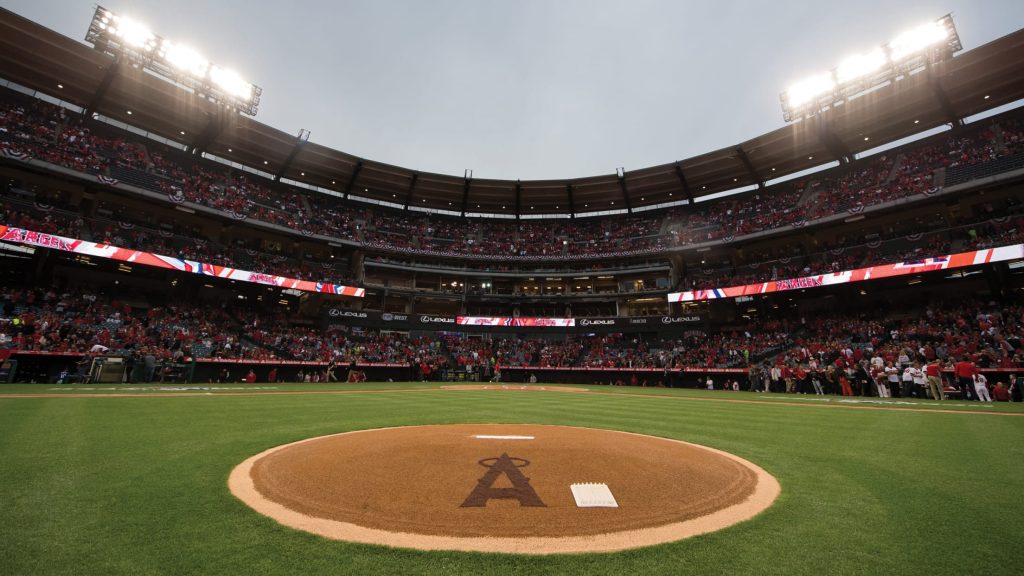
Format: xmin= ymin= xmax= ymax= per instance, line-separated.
xmin=460 ymin=453 xmax=546 ymax=508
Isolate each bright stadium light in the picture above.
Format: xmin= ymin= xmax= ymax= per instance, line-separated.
xmin=784 ymin=73 xmax=835 ymax=109
xmin=108 ymin=15 xmax=155 ymax=50
xmin=210 ymin=66 xmax=254 ymax=102
xmin=162 ymin=41 xmax=209 ymax=78
xmin=836 ymin=48 xmax=887 ymax=84
xmin=85 ymin=5 xmax=262 ymax=116
xmin=779 ymin=14 xmax=960 ymax=122
xmin=888 ymin=19 xmax=950 ymax=61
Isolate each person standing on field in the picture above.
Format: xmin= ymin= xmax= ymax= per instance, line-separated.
xmin=143 ymin=350 xmax=156 ymax=384
xmin=926 ymin=359 xmax=945 ymax=400
xmin=911 ymin=362 xmax=927 ymax=399
xmin=954 ymin=356 xmax=977 ymax=401
xmin=872 ymin=365 xmax=889 ymax=398
xmin=839 ymin=369 xmax=853 ymax=396
xmin=974 ymin=373 xmax=992 ymax=402
xmin=1011 ymin=373 xmax=1024 ymax=402
xmin=810 ymin=367 xmax=825 ymax=395
xmin=902 ymin=364 xmax=916 ymax=398
xmin=885 ymin=361 xmax=901 ymax=397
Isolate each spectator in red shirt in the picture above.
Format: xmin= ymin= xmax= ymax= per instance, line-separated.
xmin=992 ymin=381 xmax=1010 ymax=402
xmin=926 ymin=359 xmax=945 ymax=400
xmin=953 ymin=356 xmax=977 ymax=401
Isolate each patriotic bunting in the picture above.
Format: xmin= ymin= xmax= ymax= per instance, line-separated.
xmin=0 ymin=148 xmax=29 ymax=161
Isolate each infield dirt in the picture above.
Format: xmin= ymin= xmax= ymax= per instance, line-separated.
xmin=230 ymin=424 xmax=779 ymax=553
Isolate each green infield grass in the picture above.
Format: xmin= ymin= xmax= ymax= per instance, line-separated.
xmin=1 ymin=383 xmax=1022 ymax=575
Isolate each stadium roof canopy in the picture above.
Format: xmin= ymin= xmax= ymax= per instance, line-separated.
xmin=2 ymin=8 xmax=1024 ymax=218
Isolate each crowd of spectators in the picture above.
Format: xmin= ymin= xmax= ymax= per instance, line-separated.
xmin=678 ymin=196 xmax=1022 ymax=292
xmin=441 ymin=334 xmax=584 ymax=369
xmin=0 ymin=285 xmax=272 ymax=361
xmin=4 ymin=90 xmax=1024 ymax=263
xmin=745 ymin=298 xmax=1024 ymax=399
xmin=0 ymin=196 xmax=356 ymax=287
xmin=3 ymin=273 xmax=1022 ymax=399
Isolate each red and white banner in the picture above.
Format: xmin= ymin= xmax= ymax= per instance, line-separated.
xmin=668 ymin=243 xmax=1024 ymax=303
xmin=0 ymin=225 xmax=364 ymax=298
xmin=457 ymin=316 xmax=576 ymax=327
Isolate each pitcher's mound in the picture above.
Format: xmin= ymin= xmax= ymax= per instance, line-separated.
xmin=229 ymin=424 xmax=779 ymax=554
xmin=440 ymin=384 xmax=589 ymax=392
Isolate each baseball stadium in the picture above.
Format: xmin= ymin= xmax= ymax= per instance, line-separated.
xmin=1 ymin=3 xmax=1023 ymax=575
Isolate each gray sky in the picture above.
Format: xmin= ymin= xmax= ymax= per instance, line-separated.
xmin=4 ymin=1 xmax=1024 ymax=180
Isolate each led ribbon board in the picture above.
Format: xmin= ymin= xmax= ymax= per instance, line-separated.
xmin=0 ymin=225 xmax=364 ymax=297
xmin=456 ymin=317 xmax=577 ymax=327
xmin=668 ymin=243 xmax=1024 ymax=303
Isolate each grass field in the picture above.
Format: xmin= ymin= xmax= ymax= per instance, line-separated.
xmin=1 ymin=383 xmax=1022 ymax=575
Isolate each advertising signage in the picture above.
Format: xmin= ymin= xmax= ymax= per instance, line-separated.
xmin=669 ymin=243 xmax=1024 ymax=303
xmin=0 ymin=225 xmax=364 ymax=297
xmin=325 ymin=311 xmax=702 ymax=332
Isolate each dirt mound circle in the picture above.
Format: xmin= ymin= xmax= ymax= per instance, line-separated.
xmin=229 ymin=424 xmax=779 ymax=554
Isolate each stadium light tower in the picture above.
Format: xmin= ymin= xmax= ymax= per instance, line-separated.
xmin=85 ymin=6 xmax=262 ymax=116
xmin=780 ymin=15 xmax=961 ymax=122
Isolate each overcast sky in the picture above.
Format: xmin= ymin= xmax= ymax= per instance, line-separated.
xmin=4 ymin=1 xmax=1024 ymax=180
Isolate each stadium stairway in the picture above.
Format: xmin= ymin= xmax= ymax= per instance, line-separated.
xmin=437 ymin=337 xmax=458 ymax=368
xmin=742 ymin=342 xmax=791 ymax=367
xmin=883 ymin=152 xmax=906 ymax=184
xmin=221 ymin=308 xmax=294 ymax=360
xmin=299 ymin=194 xmax=313 ymax=217
xmin=993 ymin=123 xmax=1006 ymax=151
xmin=568 ymin=340 xmax=587 ymax=367
xmin=795 ymin=183 xmax=821 ymax=208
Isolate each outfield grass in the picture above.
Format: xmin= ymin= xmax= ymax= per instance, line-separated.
xmin=1 ymin=383 xmax=1022 ymax=575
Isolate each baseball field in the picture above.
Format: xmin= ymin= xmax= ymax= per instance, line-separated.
xmin=1 ymin=382 xmax=1022 ymax=575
